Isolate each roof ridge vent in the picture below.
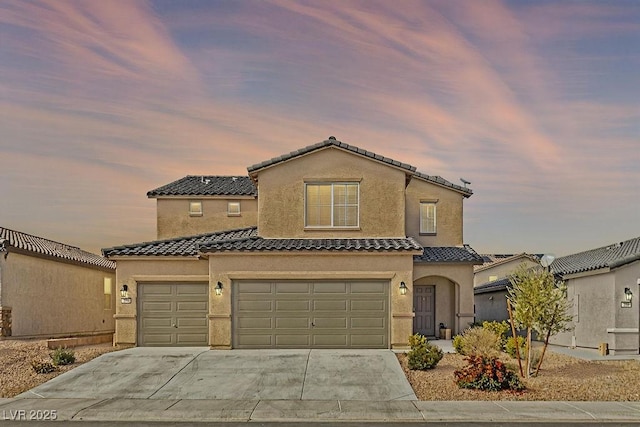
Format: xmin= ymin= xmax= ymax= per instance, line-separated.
xmin=328 ymin=136 xmax=336 ymax=140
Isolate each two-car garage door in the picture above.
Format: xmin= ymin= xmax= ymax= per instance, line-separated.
xmin=233 ymin=280 xmax=389 ymax=349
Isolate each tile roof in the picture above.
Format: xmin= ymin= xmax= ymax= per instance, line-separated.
xmin=414 ymin=245 xmax=484 ymax=264
xmin=247 ymin=137 xmax=417 ymax=175
xmin=0 ymin=227 xmax=115 ymax=270
xmin=551 ymin=236 xmax=640 ymax=276
xmin=198 ymin=236 xmax=424 ymax=253
xmin=147 ymin=176 xmax=257 ymax=198
xmin=102 ymin=228 xmax=258 ymax=257
xmin=474 ymin=277 xmax=511 ymax=294
xmin=474 ymin=253 xmax=542 ymax=273
xmin=412 ymin=172 xmax=473 ymax=197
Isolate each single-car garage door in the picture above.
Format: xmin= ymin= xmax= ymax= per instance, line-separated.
xmin=138 ymin=283 xmax=209 ymax=346
xmin=233 ymin=280 xmax=389 ymax=349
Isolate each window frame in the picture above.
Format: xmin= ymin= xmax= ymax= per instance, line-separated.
xmin=419 ymin=201 xmax=437 ymax=235
xmin=189 ymin=201 xmax=203 ymax=217
xmin=103 ymin=278 xmax=112 ymax=310
xmin=304 ymin=182 xmax=360 ymax=229
xmin=227 ymin=201 xmax=241 ymax=216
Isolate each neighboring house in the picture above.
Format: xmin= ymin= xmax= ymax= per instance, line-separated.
xmin=0 ymin=227 xmax=116 ymax=338
xmin=473 ymin=253 xmax=541 ymax=323
xmin=550 ymin=237 xmax=640 ymax=355
xmin=103 ymin=137 xmax=482 ymax=348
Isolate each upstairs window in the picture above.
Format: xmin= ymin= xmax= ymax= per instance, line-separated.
xmin=189 ymin=201 xmax=203 ymax=216
xmin=420 ymin=202 xmax=437 ymax=234
xmin=305 ymin=183 xmax=359 ymax=228
xmin=227 ymin=201 xmax=241 ymax=216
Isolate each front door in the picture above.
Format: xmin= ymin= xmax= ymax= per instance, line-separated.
xmin=413 ymin=285 xmax=435 ymax=337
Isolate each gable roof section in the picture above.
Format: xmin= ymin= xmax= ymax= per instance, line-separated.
xmin=102 ymin=227 xmax=258 ymax=257
xmin=551 ymin=236 xmax=640 ymax=276
xmin=412 ymin=172 xmax=473 ymax=197
xmin=474 ymin=253 xmax=541 ymax=273
xmin=0 ymin=227 xmax=115 ymax=270
xmin=147 ymin=176 xmax=257 ymax=198
xmin=474 ymin=277 xmax=511 ymax=294
xmin=198 ymin=236 xmax=423 ymax=253
xmin=247 ymin=137 xmax=417 ymax=175
xmin=414 ymin=245 xmax=483 ymax=264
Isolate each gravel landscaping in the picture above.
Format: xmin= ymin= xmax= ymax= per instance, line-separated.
xmin=398 ymin=352 xmax=640 ymax=401
xmin=0 ymin=339 xmax=121 ymax=398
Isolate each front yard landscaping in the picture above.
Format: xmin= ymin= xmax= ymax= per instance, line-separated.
xmin=398 ymin=351 xmax=640 ymax=401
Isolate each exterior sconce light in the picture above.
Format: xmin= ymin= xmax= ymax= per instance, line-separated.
xmin=399 ymin=281 xmax=408 ymax=295
xmin=215 ymin=281 xmax=223 ymax=296
xmin=624 ymin=287 xmax=633 ymax=302
xmin=120 ymin=284 xmax=129 ymax=298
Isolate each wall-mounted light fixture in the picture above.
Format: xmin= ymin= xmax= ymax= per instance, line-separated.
xmin=399 ymin=281 xmax=408 ymax=295
xmin=120 ymin=284 xmax=129 ymax=298
xmin=624 ymin=287 xmax=633 ymax=302
xmin=215 ymin=281 xmax=223 ymax=296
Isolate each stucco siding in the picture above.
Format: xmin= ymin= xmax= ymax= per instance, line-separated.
xmin=2 ymin=252 xmax=115 ymax=337
xmin=156 ymin=198 xmax=258 ymax=239
xmin=474 ymin=259 xmax=538 ymax=286
xmin=474 ymin=290 xmax=509 ymax=323
xmin=612 ymin=262 xmax=640 ymax=353
xmin=405 ymin=179 xmax=463 ymax=247
xmin=256 ymin=148 xmax=407 ymax=238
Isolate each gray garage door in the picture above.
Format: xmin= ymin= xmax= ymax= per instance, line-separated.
xmin=138 ymin=283 xmax=209 ymax=346
xmin=233 ymin=281 xmax=389 ymax=349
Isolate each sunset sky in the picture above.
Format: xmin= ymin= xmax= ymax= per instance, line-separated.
xmin=1 ymin=0 xmax=638 ymax=256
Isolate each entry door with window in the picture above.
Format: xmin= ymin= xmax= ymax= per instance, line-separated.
xmin=413 ymin=285 xmax=435 ymax=337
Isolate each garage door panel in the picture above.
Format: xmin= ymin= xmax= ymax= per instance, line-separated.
xmin=138 ymin=283 xmax=208 ymax=347
xmin=351 ymin=300 xmax=386 ymax=311
xmin=234 ymin=281 xmax=388 ymax=349
xmin=276 ymin=282 xmax=311 ymax=293
xmin=313 ymin=282 xmax=347 ymax=293
xmin=238 ymin=300 xmax=272 ymax=312
xmin=314 ymin=300 xmax=347 ymax=311
xmin=276 ymin=300 xmax=310 ymax=311
xmin=276 ymin=317 xmax=309 ymax=329
xmin=276 ymin=334 xmax=310 ymax=347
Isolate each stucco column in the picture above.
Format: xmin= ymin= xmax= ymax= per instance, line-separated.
xmin=390 ymin=272 xmax=415 ymax=349
xmin=113 ymin=278 xmax=137 ymax=346
xmin=209 ymin=273 xmax=232 ymax=349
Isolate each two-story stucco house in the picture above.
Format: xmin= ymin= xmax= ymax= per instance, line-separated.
xmin=103 ymin=138 xmax=482 ymax=348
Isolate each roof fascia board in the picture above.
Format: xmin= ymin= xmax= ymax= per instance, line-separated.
xmin=411 ymin=174 xmax=473 ymax=198
xmin=106 ymin=256 xmax=203 ymax=261
xmin=199 ymin=250 xmax=422 ymax=257
xmin=562 ymin=267 xmax=611 ymax=280
xmin=248 ymin=145 xmax=415 ymax=180
xmin=149 ymin=195 xmax=257 ymax=200
xmin=474 ymin=253 xmax=536 ymax=273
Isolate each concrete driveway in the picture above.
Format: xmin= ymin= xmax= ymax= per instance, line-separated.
xmin=19 ymin=348 xmax=416 ymax=401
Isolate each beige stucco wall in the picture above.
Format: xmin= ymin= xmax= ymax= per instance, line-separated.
xmin=413 ymin=263 xmax=475 ymax=334
xmin=474 ymin=258 xmax=539 ymax=286
xmin=208 ymin=252 xmax=416 ymax=349
xmin=612 ymin=262 xmax=639 ymax=354
xmin=156 ymin=197 xmax=258 ymax=239
xmin=405 ymin=178 xmax=464 ymax=247
xmin=113 ymin=258 xmax=210 ymax=346
xmin=0 ymin=252 xmax=115 ymax=338
xmin=255 ymin=147 xmax=407 ymax=238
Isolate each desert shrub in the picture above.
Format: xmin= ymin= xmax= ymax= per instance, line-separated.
xmin=482 ymin=321 xmax=510 ymax=345
xmin=407 ymin=334 xmax=443 ymax=370
xmin=452 ymin=334 xmax=465 ymax=354
xmin=31 ymin=360 xmax=56 ymax=374
xmin=454 ymin=355 xmax=525 ymax=392
xmin=50 ymin=347 xmax=75 ymax=366
xmin=505 ymin=336 xmax=527 ymax=359
xmin=458 ymin=327 xmax=502 ymax=358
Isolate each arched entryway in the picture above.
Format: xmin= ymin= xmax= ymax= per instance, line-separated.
xmin=413 ymin=275 xmax=458 ymax=337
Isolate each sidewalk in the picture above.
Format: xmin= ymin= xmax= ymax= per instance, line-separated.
xmin=1 ymin=397 xmax=639 ymax=423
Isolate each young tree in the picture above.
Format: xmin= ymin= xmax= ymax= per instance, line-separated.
xmin=507 ymin=265 xmax=573 ymax=378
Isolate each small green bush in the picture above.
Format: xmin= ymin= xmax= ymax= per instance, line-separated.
xmin=458 ymin=327 xmax=502 ymax=358
xmin=452 ymin=334 xmax=465 ymax=354
xmin=50 ymin=347 xmax=75 ymax=366
xmin=482 ymin=321 xmax=510 ymax=345
xmin=31 ymin=360 xmax=56 ymax=374
xmin=454 ymin=355 xmax=525 ymax=392
xmin=407 ymin=334 xmax=443 ymax=370
xmin=505 ymin=336 xmax=527 ymax=359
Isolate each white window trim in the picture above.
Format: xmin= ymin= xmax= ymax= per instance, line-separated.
xmin=227 ymin=201 xmax=241 ymax=216
xmin=419 ymin=201 xmax=437 ymax=235
xmin=189 ymin=201 xmax=203 ymax=217
xmin=304 ymin=182 xmax=360 ymax=228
